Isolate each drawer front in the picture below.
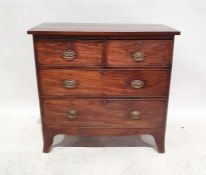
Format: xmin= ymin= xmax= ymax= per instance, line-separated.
xmin=40 ymin=69 xmax=170 ymax=97
xmin=43 ymin=99 xmax=166 ymax=128
xmin=107 ymin=40 xmax=173 ymax=67
xmin=36 ymin=40 xmax=102 ymax=66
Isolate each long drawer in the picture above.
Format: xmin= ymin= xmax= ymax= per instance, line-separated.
xmin=39 ymin=69 xmax=170 ymax=97
xmin=42 ymin=98 xmax=167 ymax=128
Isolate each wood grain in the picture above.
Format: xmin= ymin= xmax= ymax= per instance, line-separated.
xmin=27 ymin=23 xmax=180 ymax=36
xmin=41 ymin=126 xmax=165 ymax=153
xmin=27 ymin=23 xmax=180 ymax=153
xmin=39 ymin=69 xmax=170 ymax=97
xmin=36 ymin=39 xmax=102 ymax=66
xmin=42 ymin=98 xmax=167 ymax=128
xmin=107 ymin=40 xmax=173 ymax=67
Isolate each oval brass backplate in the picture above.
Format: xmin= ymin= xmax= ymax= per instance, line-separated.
xmin=62 ymin=50 xmax=76 ymax=60
xmin=130 ymin=80 xmax=144 ymax=89
xmin=130 ymin=111 xmax=142 ymax=120
xmin=67 ymin=110 xmax=77 ymax=119
xmin=131 ymin=52 xmax=145 ymax=61
xmin=63 ymin=80 xmax=78 ymax=88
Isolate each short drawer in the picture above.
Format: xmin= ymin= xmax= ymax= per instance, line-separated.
xmin=36 ymin=39 xmax=102 ymax=66
xmin=40 ymin=69 xmax=170 ymax=97
xmin=42 ymin=99 xmax=167 ymax=128
xmin=107 ymin=40 xmax=173 ymax=67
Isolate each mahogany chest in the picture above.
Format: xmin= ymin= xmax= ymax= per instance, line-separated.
xmin=27 ymin=23 xmax=180 ymax=153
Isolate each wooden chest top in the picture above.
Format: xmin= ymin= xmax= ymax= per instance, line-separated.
xmin=27 ymin=23 xmax=180 ymax=36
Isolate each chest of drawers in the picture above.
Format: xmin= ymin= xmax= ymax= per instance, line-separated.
xmin=27 ymin=23 xmax=180 ymax=153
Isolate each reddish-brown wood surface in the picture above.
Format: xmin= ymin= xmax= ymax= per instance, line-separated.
xmin=39 ymin=69 xmax=170 ymax=97
xmin=43 ymin=126 xmax=165 ymax=152
xmin=27 ymin=23 xmax=180 ymax=36
xmin=36 ymin=39 xmax=102 ymax=66
xmin=42 ymin=98 xmax=166 ymax=128
xmin=107 ymin=40 xmax=173 ymax=67
xmin=27 ymin=23 xmax=180 ymax=153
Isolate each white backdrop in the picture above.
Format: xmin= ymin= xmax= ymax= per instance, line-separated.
xmin=1 ymin=0 xmax=206 ymax=119
xmin=1 ymin=1 xmax=206 ymax=175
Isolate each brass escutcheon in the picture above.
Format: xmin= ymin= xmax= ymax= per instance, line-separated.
xmin=63 ymin=80 xmax=78 ymax=88
xmin=62 ymin=50 xmax=76 ymax=60
xmin=131 ymin=52 xmax=145 ymax=61
xmin=130 ymin=80 xmax=144 ymax=89
xmin=130 ymin=111 xmax=142 ymax=120
xmin=67 ymin=110 xmax=77 ymax=119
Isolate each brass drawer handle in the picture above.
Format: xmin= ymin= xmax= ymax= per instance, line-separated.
xmin=130 ymin=80 xmax=144 ymax=89
xmin=62 ymin=50 xmax=76 ymax=60
xmin=67 ymin=110 xmax=77 ymax=119
xmin=130 ymin=111 xmax=142 ymax=120
xmin=131 ymin=52 xmax=145 ymax=61
xmin=63 ymin=80 xmax=78 ymax=88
